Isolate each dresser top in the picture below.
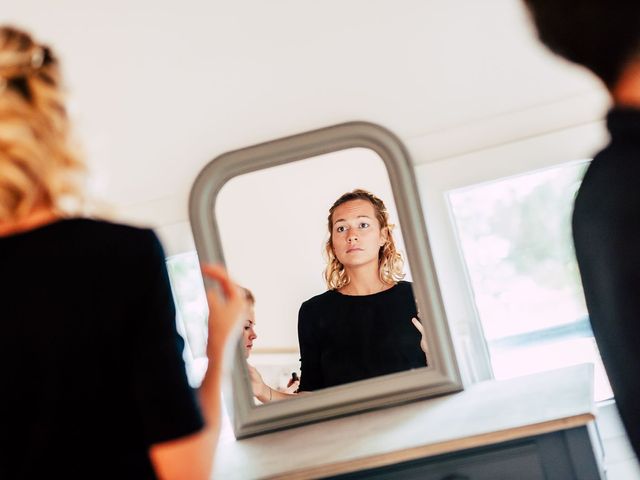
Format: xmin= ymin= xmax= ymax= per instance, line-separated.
xmin=213 ymin=363 xmax=595 ymax=479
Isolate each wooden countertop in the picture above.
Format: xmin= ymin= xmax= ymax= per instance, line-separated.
xmin=213 ymin=363 xmax=595 ymax=479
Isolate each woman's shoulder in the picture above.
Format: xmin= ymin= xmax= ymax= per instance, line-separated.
xmin=299 ymin=289 xmax=337 ymax=312
xmin=62 ymin=217 xmax=152 ymax=234
xmin=381 ymin=281 xmax=415 ymax=302
xmin=0 ymin=217 xmax=154 ymax=244
xmin=38 ymin=217 xmax=163 ymax=257
xmin=396 ymin=280 xmax=415 ymax=294
xmin=62 ymin=217 xmax=156 ymax=240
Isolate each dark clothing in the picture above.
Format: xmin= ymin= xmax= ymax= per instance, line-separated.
xmin=297 ymin=281 xmax=426 ymax=391
xmin=572 ymin=107 xmax=640 ymax=458
xmin=0 ymin=218 xmax=204 ymax=479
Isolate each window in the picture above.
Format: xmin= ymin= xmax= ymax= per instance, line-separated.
xmin=166 ymin=251 xmax=209 ymax=386
xmin=447 ymin=161 xmax=612 ymax=401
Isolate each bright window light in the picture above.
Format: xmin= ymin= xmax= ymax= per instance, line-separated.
xmin=448 ymin=161 xmax=612 ymax=401
xmin=166 ymin=251 xmax=209 ymax=386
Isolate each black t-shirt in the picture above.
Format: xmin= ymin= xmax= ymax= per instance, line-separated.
xmin=572 ymin=107 xmax=640 ymax=459
xmin=297 ymin=281 xmax=426 ymax=391
xmin=0 ymin=218 xmax=204 ymax=479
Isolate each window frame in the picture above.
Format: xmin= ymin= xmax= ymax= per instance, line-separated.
xmin=414 ymin=121 xmax=608 ymax=385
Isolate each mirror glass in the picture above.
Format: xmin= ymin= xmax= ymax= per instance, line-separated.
xmin=215 ymin=147 xmax=429 ymax=398
xmin=189 ymin=122 xmax=461 ymax=438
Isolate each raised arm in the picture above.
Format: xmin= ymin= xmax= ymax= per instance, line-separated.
xmin=247 ymin=364 xmax=299 ymax=403
xmin=149 ymin=264 xmax=245 ymax=479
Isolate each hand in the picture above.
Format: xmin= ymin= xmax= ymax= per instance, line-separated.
xmin=149 ymin=265 xmax=245 ymax=480
xmin=286 ymin=373 xmax=299 ymax=388
xmin=283 ymin=381 xmax=300 ymax=394
xmin=247 ymin=364 xmax=271 ymax=402
xmin=411 ymin=317 xmax=428 ymax=355
xmin=202 ymin=264 xmax=246 ymax=353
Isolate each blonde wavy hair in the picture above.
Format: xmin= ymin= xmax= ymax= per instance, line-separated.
xmin=0 ymin=26 xmax=84 ymax=222
xmin=324 ymin=189 xmax=405 ymax=290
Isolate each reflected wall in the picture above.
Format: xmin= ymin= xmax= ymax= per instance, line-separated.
xmin=215 ymin=147 xmax=414 ymax=390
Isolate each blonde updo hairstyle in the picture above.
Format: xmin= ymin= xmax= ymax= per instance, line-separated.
xmin=324 ymin=189 xmax=405 ymax=290
xmin=242 ymin=287 xmax=255 ymax=306
xmin=0 ymin=26 xmax=84 ymax=222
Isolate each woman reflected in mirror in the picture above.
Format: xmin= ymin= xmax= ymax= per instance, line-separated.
xmin=241 ymin=287 xmax=258 ymax=359
xmin=241 ymin=287 xmax=301 ymax=403
xmin=297 ymin=189 xmax=428 ymax=392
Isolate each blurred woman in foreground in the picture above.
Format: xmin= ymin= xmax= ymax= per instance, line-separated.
xmin=0 ymin=26 xmax=243 ymax=479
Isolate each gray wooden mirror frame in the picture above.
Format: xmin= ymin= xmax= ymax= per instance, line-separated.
xmin=189 ymin=121 xmax=462 ymax=438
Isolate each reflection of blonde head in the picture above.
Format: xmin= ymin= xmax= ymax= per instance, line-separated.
xmin=241 ymin=287 xmax=255 ymax=305
xmin=324 ymin=189 xmax=405 ymax=290
xmin=0 ymin=26 xmax=84 ymax=222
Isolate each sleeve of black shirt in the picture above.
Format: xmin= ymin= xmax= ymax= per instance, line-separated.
xmin=130 ymin=230 xmax=205 ymax=445
xmin=297 ymin=300 xmax=324 ymax=391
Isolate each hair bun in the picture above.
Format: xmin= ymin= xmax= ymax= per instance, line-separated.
xmin=0 ymin=46 xmax=45 ymax=81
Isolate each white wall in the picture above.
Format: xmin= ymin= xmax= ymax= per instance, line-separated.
xmin=3 ymin=0 xmax=606 ymax=235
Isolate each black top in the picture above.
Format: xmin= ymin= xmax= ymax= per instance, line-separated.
xmin=297 ymin=281 xmax=426 ymax=391
xmin=0 ymin=219 xmax=204 ymax=479
xmin=572 ymin=107 xmax=640 ymax=459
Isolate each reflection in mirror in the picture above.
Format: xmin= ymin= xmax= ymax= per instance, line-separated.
xmin=215 ymin=148 xmax=430 ymax=403
xmin=190 ymin=122 xmax=461 ymax=437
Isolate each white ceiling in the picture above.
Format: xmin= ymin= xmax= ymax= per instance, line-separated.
xmin=3 ymin=0 xmax=605 ymax=227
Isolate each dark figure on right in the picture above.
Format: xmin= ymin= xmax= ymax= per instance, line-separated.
xmin=523 ymin=0 xmax=640 ymax=459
